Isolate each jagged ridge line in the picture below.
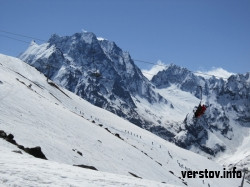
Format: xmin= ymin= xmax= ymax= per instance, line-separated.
xmin=0 ymin=29 xmax=245 ymax=81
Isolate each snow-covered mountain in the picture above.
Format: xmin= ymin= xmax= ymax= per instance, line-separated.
xmin=18 ymin=31 xmax=249 ymax=182
xmin=1 ymin=54 xmax=247 ymax=186
xmin=151 ymin=65 xmax=250 ymax=181
xmin=19 ymin=32 xmax=166 ymax=129
xmin=194 ymin=67 xmax=235 ymax=79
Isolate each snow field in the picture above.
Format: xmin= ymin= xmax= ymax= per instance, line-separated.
xmin=0 ymin=54 xmax=247 ymax=186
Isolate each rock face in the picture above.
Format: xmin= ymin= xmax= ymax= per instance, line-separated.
xmin=20 ymin=32 xmax=165 ymax=128
xmin=151 ymin=64 xmax=207 ymax=98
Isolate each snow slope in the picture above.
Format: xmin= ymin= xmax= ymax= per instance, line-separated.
xmin=0 ymin=140 xmax=173 ymax=187
xmin=0 ymin=54 xmax=247 ymax=186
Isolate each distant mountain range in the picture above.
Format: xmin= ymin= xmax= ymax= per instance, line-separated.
xmin=19 ymin=31 xmax=250 ymax=180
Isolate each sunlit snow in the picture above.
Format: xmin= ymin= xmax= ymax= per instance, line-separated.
xmin=0 ymin=54 xmax=247 ymax=187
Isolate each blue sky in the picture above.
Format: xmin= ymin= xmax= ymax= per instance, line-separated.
xmin=0 ymin=0 xmax=250 ymax=74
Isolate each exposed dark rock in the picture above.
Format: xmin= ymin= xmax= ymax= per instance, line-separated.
xmin=128 ymin=172 xmax=142 ymax=179
xmin=0 ymin=129 xmax=47 ymax=160
xmin=155 ymin=161 xmax=162 ymax=166
xmin=73 ymin=164 xmax=98 ymax=171
xmin=0 ymin=130 xmax=7 ymax=138
xmin=169 ymin=170 xmax=174 ymax=175
xmin=47 ymin=81 xmax=71 ymax=98
xmin=183 ymin=181 xmax=188 ymax=186
xmin=77 ymin=151 xmax=83 ymax=156
xmin=24 ymin=146 xmax=47 ymax=160
xmin=12 ymin=150 xmax=22 ymax=154
xmin=5 ymin=134 xmax=17 ymax=145
xmin=114 ymin=133 xmax=124 ymax=140
xmin=18 ymin=145 xmax=25 ymax=150
xmin=6 ymin=133 xmax=14 ymax=140
xmin=105 ymin=128 xmax=111 ymax=133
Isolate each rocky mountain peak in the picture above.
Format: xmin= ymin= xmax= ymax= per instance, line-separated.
xmin=19 ymin=31 xmax=166 ymax=128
